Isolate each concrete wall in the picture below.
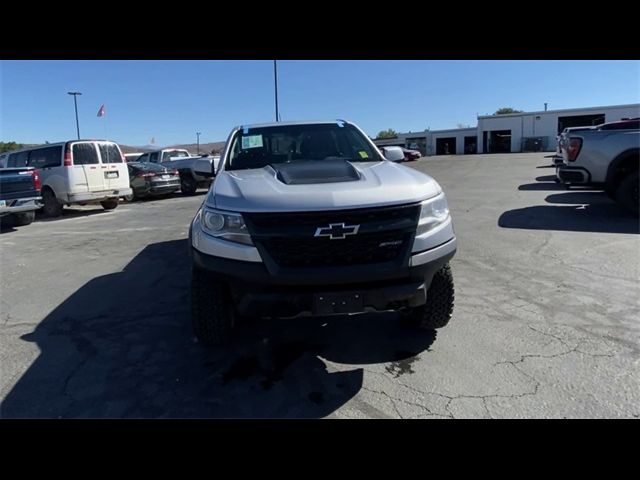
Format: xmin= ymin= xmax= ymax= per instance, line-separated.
xmin=478 ymin=104 xmax=640 ymax=153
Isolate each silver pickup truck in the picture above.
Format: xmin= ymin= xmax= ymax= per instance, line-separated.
xmin=557 ymin=118 xmax=639 ymax=215
xmin=135 ymin=149 xmax=220 ymax=195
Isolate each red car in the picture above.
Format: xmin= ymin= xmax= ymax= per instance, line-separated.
xmin=378 ymin=146 xmax=422 ymax=162
xmin=402 ymin=147 xmax=422 ymax=161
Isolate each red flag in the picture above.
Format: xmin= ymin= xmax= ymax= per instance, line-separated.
xmin=97 ymin=104 xmax=106 ymax=117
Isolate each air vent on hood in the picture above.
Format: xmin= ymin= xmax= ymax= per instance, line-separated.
xmin=271 ymin=159 xmax=360 ymax=185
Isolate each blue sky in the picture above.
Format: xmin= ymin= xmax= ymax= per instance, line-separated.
xmin=1 ymin=60 xmax=638 ymax=147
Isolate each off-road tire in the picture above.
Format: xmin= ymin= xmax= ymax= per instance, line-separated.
xmin=403 ymin=263 xmax=454 ymax=330
xmin=101 ymin=199 xmax=119 ymax=210
xmin=42 ymin=188 xmax=63 ymax=217
xmin=181 ymin=174 xmax=198 ymax=196
xmin=13 ymin=211 xmax=35 ymax=226
xmin=191 ymin=267 xmax=235 ymax=345
xmin=615 ymin=170 xmax=639 ymax=217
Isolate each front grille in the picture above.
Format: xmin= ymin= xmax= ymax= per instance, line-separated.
xmin=245 ymin=203 xmax=420 ymax=268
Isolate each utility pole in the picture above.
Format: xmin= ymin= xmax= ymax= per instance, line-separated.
xmin=67 ymin=91 xmax=82 ymax=139
xmin=274 ymin=60 xmax=279 ymax=122
xmin=196 ymin=132 xmax=201 ymax=155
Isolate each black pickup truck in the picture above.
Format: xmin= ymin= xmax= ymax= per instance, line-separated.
xmin=0 ymin=167 xmax=43 ymax=226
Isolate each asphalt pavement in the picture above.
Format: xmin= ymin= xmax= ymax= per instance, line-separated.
xmin=1 ymin=152 xmax=638 ymax=418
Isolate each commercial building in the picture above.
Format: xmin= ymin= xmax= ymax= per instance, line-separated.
xmin=373 ymin=103 xmax=640 ymax=156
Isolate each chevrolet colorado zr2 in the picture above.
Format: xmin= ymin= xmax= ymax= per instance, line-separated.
xmin=189 ymin=120 xmax=457 ymax=344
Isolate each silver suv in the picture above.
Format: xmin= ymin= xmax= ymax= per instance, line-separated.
xmin=189 ymin=120 xmax=457 ymax=344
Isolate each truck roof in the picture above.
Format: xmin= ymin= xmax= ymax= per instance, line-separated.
xmin=236 ymin=119 xmax=350 ymax=130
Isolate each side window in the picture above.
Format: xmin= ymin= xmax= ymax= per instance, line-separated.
xmin=150 ymin=152 xmax=160 ymax=163
xmin=137 ymin=154 xmax=149 ymax=163
xmin=72 ymin=143 xmax=99 ymax=165
xmin=8 ymin=151 xmax=30 ymax=167
xmin=0 ymin=154 xmax=7 ymax=168
xmin=28 ymin=146 xmax=62 ymax=169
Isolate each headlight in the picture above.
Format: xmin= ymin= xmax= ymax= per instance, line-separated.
xmin=200 ymin=207 xmax=253 ymax=245
xmin=417 ymin=192 xmax=450 ymax=235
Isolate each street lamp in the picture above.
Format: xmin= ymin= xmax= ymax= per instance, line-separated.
xmin=273 ymin=60 xmax=279 ymax=122
xmin=196 ymin=132 xmax=201 ymax=155
xmin=67 ymin=92 xmax=82 ymax=140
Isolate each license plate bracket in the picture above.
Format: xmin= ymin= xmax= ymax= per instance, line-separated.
xmin=313 ymin=292 xmax=364 ymax=315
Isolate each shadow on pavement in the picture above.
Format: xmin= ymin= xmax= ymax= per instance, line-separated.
xmin=0 ymin=217 xmax=18 ymax=234
xmin=1 ymin=239 xmax=437 ymax=418
xmin=35 ymin=208 xmax=109 ymax=223
xmin=535 ymin=175 xmax=557 ymax=182
xmin=518 ymin=182 xmax=573 ymax=191
xmin=499 ymin=192 xmax=639 ymax=234
xmin=536 ymin=165 xmax=556 ymax=169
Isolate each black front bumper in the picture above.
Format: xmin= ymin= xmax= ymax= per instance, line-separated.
xmin=191 ymin=247 xmax=454 ymax=317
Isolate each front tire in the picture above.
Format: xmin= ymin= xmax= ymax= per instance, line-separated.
xmin=403 ymin=264 xmax=454 ymax=330
xmin=42 ymin=189 xmax=63 ymax=217
xmin=101 ymin=199 xmax=119 ymax=210
xmin=191 ymin=267 xmax=235 ymax=345
xmin=13 ymin=211 xmax=35 ymax=226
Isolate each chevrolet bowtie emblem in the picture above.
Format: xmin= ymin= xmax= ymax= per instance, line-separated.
xmin=314 ymin=222 xmax=360 ymax=240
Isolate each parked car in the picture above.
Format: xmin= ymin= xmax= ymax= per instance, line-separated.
xmin=0 ymin=167 xmax=42 ymax=226
xmin=557 ymin=118 xmax=639 ymax=215
xmin=402 ymin=147 xmax=422 ymax=161
xmin=135 ymin=148 xmax=216 ymax=195
xmin=378 ymin=146 xmax=421 ymax=162
xmin=188 ymin=120 xmax=457 ymax=345
xmin=2 ymin=141 xmax=132 ymax=217
xmin=124 ymin=162 xmax=180 ymax=201
xmin=124 ymin=153 xmax=144 ymax=162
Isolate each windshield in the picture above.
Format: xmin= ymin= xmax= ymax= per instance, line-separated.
xmin=226 ymin=123 xmax=383 ymax=171
xmin=162 ymin=150 xmax=190 ymax=161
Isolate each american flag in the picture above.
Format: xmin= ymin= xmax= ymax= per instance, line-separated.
xmin=97 ymin=104 xmax=106 ymax=117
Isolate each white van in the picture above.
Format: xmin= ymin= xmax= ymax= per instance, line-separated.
xmin=4 ymin=140 xmax=132 ymax=217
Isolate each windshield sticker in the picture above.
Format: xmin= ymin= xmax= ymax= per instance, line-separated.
xmin=358 ymin=150 xmax=369 ymax=159
xmin=241 ymin=135 xmax=263 ymax=149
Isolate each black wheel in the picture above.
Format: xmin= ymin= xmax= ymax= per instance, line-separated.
xmin=615 ymin=170 xmax=639 ymax=216
xmin=13 ymin=211 xmax=35 ymax=226
xmin=402 ymin=264 xmax=454 ymax=330
xmin=181 ymin=174 xmax=198 ymax=196
xmin=42 ymin=188 xmax=63 ymax=217
xmin=191 ymin=267 xmax=235 ymax=345
xmin=101 ymin=199 xmax=119 ymax=210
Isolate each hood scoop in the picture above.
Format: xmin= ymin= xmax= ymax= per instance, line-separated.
xmin=271 ymin=159 xmax=361 ymax=185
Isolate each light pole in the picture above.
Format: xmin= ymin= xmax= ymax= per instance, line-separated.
xmin=67 ymin=92 xmax=82 ymax=140
xmin=273 ymin=60 xmax=279 ymax=122
xmin=196 ymin=132 xmax=201 ymax=155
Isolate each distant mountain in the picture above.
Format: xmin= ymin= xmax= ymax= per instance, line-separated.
xmin=166 ymin=141 xmax=226 ymax=154
xmin=118 ymin=141 xmax=226 ymax=155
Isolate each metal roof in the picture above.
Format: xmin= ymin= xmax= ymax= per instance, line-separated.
xmin=478 ymin=103 xmax=640 ymax=119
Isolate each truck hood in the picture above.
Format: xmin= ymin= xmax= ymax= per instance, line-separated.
xmin=207 ymin=161 xmax=441 ymax=212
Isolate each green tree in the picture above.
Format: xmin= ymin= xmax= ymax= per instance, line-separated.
xmin=0 ymin=141 xmax=23 ymax=154
xmin=494 ymin=107 xmax=523 ymax=115
xmin=376 ymin=129 xmax=398 ymax=139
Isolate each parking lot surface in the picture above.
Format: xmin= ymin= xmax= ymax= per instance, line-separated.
xmin=1 ymin=153 xmax=639 ymax=418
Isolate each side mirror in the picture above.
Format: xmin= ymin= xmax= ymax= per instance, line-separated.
xmin=382 ymin=146 xmax=405 ymax=162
